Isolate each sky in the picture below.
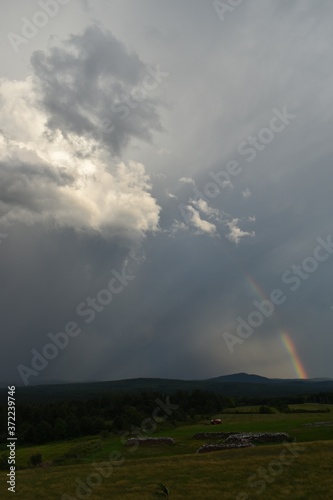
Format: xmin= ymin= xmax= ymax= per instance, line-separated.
xmin=1 ymin=0 xmax=333 ymax=386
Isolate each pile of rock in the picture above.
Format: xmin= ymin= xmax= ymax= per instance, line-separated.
xmin=196 ymin=440 xmax=253 ymax=454
xmin=125 ymin=437 xmax=175 ymax=446
xmin=304 ymin=421 xmax=333 ymax=427
xmin=224 ymin=432 xmax=292 ymax=445
xmin=195 ymin=432 xmax=292 ymax=454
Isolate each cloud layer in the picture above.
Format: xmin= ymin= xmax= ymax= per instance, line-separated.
xmin=0 ymin=27 xmax=162 ymax=243
xmin=1 ymin=1 xmax=333 ymax=384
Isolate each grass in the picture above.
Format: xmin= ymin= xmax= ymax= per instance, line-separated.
xmin=3 ymin=406 xmax=333 ymax=468
xmin=1 ymin=405 xmax=333 ymax=498
xmin=1 ymin=441 xmax=333 ymax=499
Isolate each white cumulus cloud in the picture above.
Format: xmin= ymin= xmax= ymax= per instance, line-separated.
xmin=0 ymin=77 xmax=160 ymax=243
xmin=226 ymin=218 xmax=255 ymax=245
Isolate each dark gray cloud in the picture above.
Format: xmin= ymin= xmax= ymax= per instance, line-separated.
xmin=0 ymin=24 xmax=164 ymax=239
xmin=0 ymin=156 xmax=74 ymax=217
xmin=31 ymin=25 xmax=163 ymax=156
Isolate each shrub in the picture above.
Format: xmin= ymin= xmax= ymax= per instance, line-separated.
xmin=100 ymin=430 xmax=111 ymax=440
xmin=259 ymin=405 xmax=274 ymax=414
xmin=154 ymin=483 xmax=169 ymax=498
xmin=29 ymin=452 xmax=42 ymax=467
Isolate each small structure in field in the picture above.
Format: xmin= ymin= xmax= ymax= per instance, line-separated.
xmin=195 ymin=432 xmax=293 ymax=454
xmin=197 ymin=440 xmax=253 ymax=453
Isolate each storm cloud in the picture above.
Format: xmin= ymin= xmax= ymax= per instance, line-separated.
xmin=1 ymin=0 xmax=333 ymax=385
xmin=0 ymin=27 xmax=162 ymax=242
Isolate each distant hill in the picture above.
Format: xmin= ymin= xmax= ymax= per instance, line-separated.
xmin=306 ymin=377 xmax=333 ymax=382
xmin=2 ymin=373 xmax=333 ymax=404
xmin=208 ymin=373 xmax=272 ymax=383
xmin=209 ymin=373 xmax=333 ymax=384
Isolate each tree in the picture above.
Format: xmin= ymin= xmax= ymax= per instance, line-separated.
xmin=33 ymin=421 xmax=53 ymax=444
xmin=54 ymin=418 xmax=68 ymax=440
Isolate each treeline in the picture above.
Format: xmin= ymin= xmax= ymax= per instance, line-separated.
xmin=0 ymin=390 xmax=332 ymax=446
xmin=0 ymin=390 xmax=233 ymax=445
xmin=236 ymin=392 xmax=333 ymax=409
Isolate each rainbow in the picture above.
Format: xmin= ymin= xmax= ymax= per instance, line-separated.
xmin=280 ymin=332 xmax=308 ymax=379
xmin=214 ymin=240 xmax=309 ymax=379
xmin=244 ymin=272 xmax=271 ymax=302
xmin=243 ymin=271 xmax=308 ymax=379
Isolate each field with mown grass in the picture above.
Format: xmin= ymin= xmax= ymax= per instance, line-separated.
xmin=1 ymin=404 xmax=333 ymax=499
xmin=2 ymin=441 xmax=333 ymax=499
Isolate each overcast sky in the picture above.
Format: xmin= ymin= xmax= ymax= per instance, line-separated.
xmin=1 ymin=0 xmax=333 ymax=385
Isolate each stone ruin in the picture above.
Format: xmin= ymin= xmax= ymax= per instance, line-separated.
xmin=196 ymin=440 xmax=254 ymax=453
xmin=196 ymin=432 xmax=292 ymax=454
xmin=224 ymin=432 xmax=292 ymax=444
xmin=304 ymin=421 xmax=333 ymax=427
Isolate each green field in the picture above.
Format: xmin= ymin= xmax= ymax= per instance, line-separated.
xmin=1 ymin=405 xmax=333 ymax=499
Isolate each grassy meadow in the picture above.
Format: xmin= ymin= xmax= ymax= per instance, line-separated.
xmin=1 ymin=404 xmax=333 ymax=499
